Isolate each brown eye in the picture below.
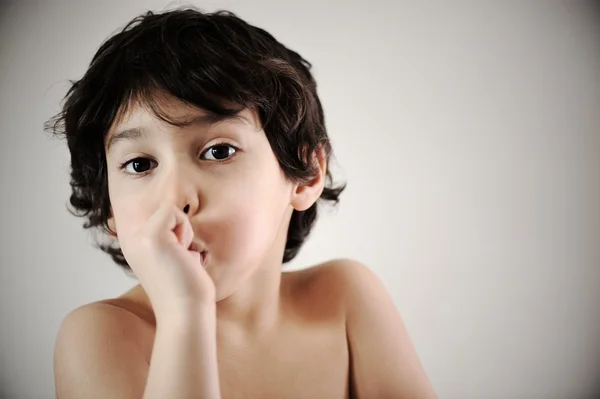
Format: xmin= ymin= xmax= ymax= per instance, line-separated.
xmin=122 ymin=158 xmax=156 ymax=174
xmin=201 ymin=144 xmax=237 ymax=161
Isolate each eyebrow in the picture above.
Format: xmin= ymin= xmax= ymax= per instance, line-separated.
xmin=106 ymin=113 xmax=251 ymax=152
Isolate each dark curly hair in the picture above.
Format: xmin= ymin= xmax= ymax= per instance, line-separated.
xmin=44 ymin=6 xmax=345 ymax=271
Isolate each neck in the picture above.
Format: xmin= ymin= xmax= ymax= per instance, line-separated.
xmin=215 ymin=207 xmax=293 ymax=340
xmin=215 ymin=256 xmax=286 ymax=340
xmin=131 ymin=212 xmax=295 ymax=341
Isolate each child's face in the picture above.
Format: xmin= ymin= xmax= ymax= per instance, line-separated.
xmin=104 ymin=94 xmax=297 ymax=300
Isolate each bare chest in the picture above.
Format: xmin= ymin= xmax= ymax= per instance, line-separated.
xmin=135 ymin=323 xmax=349 ymax=398
xmin=217 ymin=325 xmax=350 ymax=399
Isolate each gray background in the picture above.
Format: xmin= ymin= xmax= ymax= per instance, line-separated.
xmin=1 ymin=1 xmax=599 ymax=398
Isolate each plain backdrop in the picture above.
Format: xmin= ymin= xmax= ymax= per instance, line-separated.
xmin=1 ymin=1 xmax=599 ymax=398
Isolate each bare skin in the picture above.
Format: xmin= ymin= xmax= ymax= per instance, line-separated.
xmin=109 ymin=262 xmax=349 ymax=398
xmin=53 ymin=93 xmax=437 ymax=398
xmin=55 ymin=259 xmax=437 ymax=398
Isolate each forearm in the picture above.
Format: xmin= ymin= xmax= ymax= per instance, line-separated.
xmin=143 ymin=307 xmax=221 ymax=399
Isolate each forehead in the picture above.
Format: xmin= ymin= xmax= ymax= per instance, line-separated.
xmin=105 ymin=94 xmax=261 ymax=151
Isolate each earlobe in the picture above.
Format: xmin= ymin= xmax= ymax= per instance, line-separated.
xmin=290 ymin=147 xmax=327 ymax=212
xmin=107 ymin=215 xmax=118 ymax=240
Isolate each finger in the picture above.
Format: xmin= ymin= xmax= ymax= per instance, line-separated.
xmin=146 ymin=203 xmax=190 ymax=246
xmin=173 ymin=212 xmax=194 ymax=249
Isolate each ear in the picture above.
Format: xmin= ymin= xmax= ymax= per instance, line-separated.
xmin=290 ymin=146 xmax=327 ymax=212
xmin=107 ymin=211 xmax=119 ymax=240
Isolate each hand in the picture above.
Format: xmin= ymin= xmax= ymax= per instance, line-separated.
xmin=118 ymin=203 xmax=216 ymax=320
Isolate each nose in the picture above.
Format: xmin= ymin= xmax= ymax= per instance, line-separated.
xmin=159 ymin=164 xmax=200 ymax=216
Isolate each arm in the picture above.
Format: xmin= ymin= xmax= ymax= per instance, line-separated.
xmin=144 ymin=306 xmax=220 ymax=399
xmin=54 ymin=302 xmax=221 ymax=399
xmin=342 ymin=261 xmax=437 ymax=399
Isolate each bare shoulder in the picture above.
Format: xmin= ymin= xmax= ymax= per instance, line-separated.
xmin=56 ymin=299 xmax=150 ymax=362
xmin=286 ymin=258 xmax=380 ymax=295
xmin=309 ymin=260 xmax=438 ymax=398
xmin=54 ymin=293 xmax=152 ymax=398
xmin=286 ymin=257 xmax=371 ymax=280
xmin=291 ymin=259 xmax=437 ymax=398
xmin=283 ymin=258 xmax=377 ymax=317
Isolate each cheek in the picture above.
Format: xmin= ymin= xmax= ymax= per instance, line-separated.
xmin=107 ymin=172 xmax=157 ymax=239
xmin=110 ymin=195 xmax=153 ymax=239
xmin=208 ymin=166 xmax=291 ymax=260
xmin=219 ymin=182 xmax=284 ymax=239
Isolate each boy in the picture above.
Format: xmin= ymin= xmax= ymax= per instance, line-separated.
xmin=47 ymin=7 xmax=437 ymax=398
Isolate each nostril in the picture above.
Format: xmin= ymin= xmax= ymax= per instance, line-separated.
xmin=183 ymin=204 xmax=190 ymax=214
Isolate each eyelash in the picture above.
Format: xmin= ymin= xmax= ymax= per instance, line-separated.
xmin=117 ymin=142 xmax=239 ymax=176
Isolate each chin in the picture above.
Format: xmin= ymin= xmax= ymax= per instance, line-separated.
xmin=213 ymin=279 xmax=242 ymax=302
xmin=208 ymin=260 xmax=260 ymax=303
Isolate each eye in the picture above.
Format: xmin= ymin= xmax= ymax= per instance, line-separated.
xmin=201 ymin=143 xmax=238 ymax=161
xmin=119 ymin=157 xmax=157 ymax=175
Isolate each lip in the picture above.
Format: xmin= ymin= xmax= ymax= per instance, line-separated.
xmin=188 ymin=242 xmax=207 ymax=266
xmin=188 ymin=241 xmax=204 ymax=252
